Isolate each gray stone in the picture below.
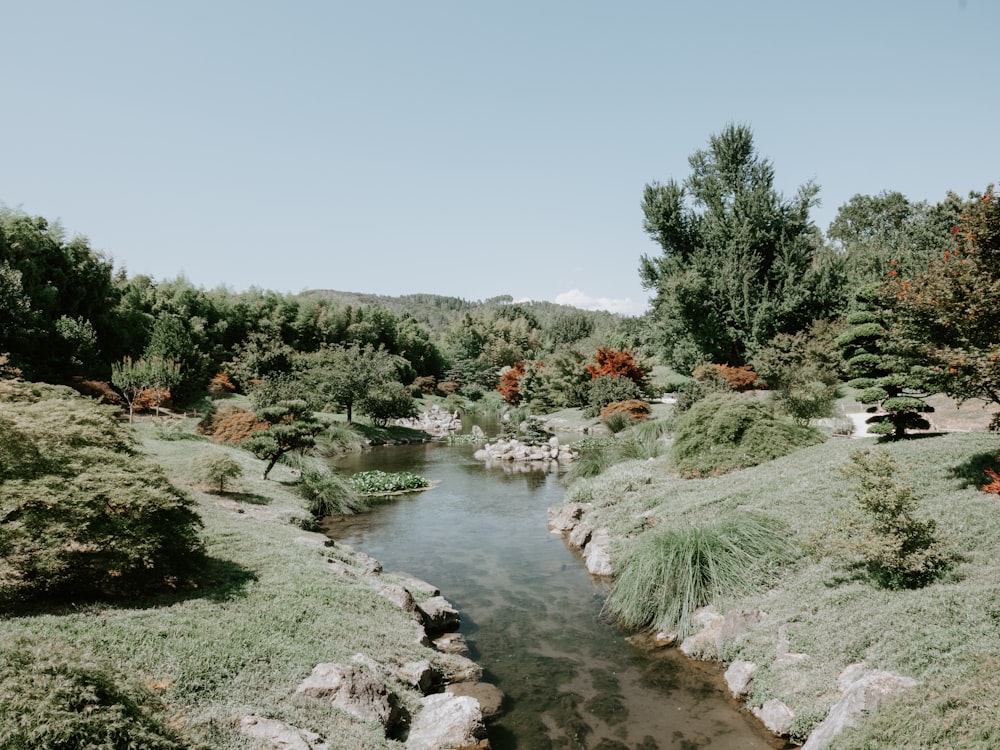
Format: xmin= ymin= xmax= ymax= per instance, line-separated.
xmin=295 ymin=663 xmax=401 ymax=732
xmin=547 ymin=502 xmax=587 ymax=533
xmin=405 ymin=693 xmax=489 ymax=750
xmin=378 ymin=584 xmax=421 ymax=621
xmin=439 ymin=653 xmax=484 ymax=683
xmin=583 ymin=528 xmax=614 ymax=576
xmin=433 ymin=631 xmax=471 ymax=656
xmin=240 ymin=715 xmax=328 ymax=749
xmin=418 ymin=595 xmax=461 ymax=635
xmin=802 ymin=669 xmax=920 ymax=750
xmin=397 ymin=660 xmax=439 ymax=694
xmin=393 ymin=573 xmax=440 ymax=597
xmin=567 ymin=522 xmax=592 ymax=550
xmin=724 ymin=659 xmax=758 ymax=699
xmin=446 ymin=682 xmax=505 ymax=719
xmin=751 ymin=698 xmax=795 ymax=736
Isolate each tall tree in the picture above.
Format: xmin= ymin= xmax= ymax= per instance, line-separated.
xmin=639 ymin=124 xmax=837 ymax=371
xmin=891 ymin=186 xmax=1000 ymax=422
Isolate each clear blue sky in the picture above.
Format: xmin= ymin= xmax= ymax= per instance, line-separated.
xmin=2 ymin=1 xmax=997 ymax=316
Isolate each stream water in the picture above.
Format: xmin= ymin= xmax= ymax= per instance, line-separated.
xmin=324 ymin=435 xmax=786 ymax=750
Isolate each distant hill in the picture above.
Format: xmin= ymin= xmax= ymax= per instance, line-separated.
xmin=301 ymin=290 xmax=625 ymax=336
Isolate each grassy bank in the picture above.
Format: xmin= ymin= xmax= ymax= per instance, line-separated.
xmin=562 ymin=430 xmax=1000 ymax=746
xmin=0 ymin=418 xmax=451 ymax=749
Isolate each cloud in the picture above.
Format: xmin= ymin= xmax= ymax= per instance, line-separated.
xmin=554 ymin=289 xmax=645 ymax=316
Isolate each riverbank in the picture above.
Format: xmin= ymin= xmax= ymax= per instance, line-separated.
xmin=0 ymin=418 xmax=487 ymax=749
xmin=551 ymin=428 xmax=1000 ymax=747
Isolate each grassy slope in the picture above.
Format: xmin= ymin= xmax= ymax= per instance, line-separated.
xmin=564 ymin=430 xmax=1000 ymax=747
xmin=0 ymin=419 xmax=446 ymax=749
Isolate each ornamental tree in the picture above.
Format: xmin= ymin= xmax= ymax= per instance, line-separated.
xmin=836 ymin=288 xmax=936 ymax=439
xmin=586 ymin=348 xmax=648 ymax=389
xmin=241 ymin=400 xmax=322 ymax=480
xmin=890 ymin=186 xmax=1000 ymax=422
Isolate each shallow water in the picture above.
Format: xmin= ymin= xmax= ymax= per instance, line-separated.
xmin=325 ymin=438 xmax=785 ymax=750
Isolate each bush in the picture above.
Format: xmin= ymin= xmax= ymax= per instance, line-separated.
xmin=190 ymin=448 xmax=242 ymax=493
xmin=298 ymin=469 xmax=369 ymax=516
xmin=585 ymin=375 xmax=645 ymax=418
xmin=605 ymin=513 xmax=795 ymax=637
xmin=809 ymin=449 xmax=951 ymax=589
xmin=356 ymin=381 xmax=416 ymax=427
xmin=670 ymin=392 xmax=824 ymax=477
xmin=210 ymin=408 xmax=269 ymax=445
xmin=600 ymin=399 xmax=651 ymax=423
xmin=0 ymin=388 xmax=204 ymax=601
xmin=692 ymin=363 xmax=761 ymax=391
xmin=0 ymin=635 xmax=184 ymax=750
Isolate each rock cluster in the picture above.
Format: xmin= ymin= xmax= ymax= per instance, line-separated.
xmin=546 ymin=502 xmax=612 ymax=576
xmin=240 ymin=533 xmax=501 ymax=749
xmin=395 ymin=405 xmax=462 ymax=435
xmin=475 ymin=436 xmax=577 ymax=466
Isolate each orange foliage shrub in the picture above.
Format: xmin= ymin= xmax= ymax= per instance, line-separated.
xmin=692 ymin=363 xmax=761 ymax=391
xmin=210 ymin=409 xmax=269 ymax=445
xmin=208 ymin=371 xmax=237 ymax=398
xmin=497 ymin=361 xmax=528 ymax=405
xmin=69 ymin=378 xmax=124 ymax=406
xmin=587 ymin=348 xmax=647 ymax=386
xmin=983 ymin=459 xmax=1000 ymax=495
xmin=436 ymin=381 xmax=459 ymax=396
xmin=600 ymin=399 xmax=651 ymax=422
xmin=412 ymin=376 xmax=437 ymax=395
xmin=134 ymin=387 xmax=171 ymax=413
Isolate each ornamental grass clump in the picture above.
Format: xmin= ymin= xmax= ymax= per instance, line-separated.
xmin=605 ymin=513 xmax=795 ymax=638
xmin=298 ymin=468 xmax=369 ymax=517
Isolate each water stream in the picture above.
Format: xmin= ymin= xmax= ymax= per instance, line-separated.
xmin=324 ymin=437 xmax=786 ymax=750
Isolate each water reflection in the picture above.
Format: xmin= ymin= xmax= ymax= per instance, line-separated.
xmin=326 ymin=440 xmax=786 ymax=750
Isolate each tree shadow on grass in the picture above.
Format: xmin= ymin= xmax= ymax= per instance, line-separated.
xmin=222 ymin=490 xmax=271 ymax=506
xmin=0 ymin=554 xmax=258 ymax=618
xmin=948 ymin=450 xmax=1000 ymax=490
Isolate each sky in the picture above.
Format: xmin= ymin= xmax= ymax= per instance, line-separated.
xmin=2 ymin=1 xmax=997 ymax=316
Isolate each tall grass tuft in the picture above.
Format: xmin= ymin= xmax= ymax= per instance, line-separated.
xmin=297 ymin=468 xmax=369 ymax=516
xmin=563 ymin=440 xmax=616 ymax=482
xmin=314 ymin=422 xmax=366 ymax=457
xmin=605 ymin=513 xmax=795 ymax=638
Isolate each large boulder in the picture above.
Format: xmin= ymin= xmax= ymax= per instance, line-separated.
xmin=446 ymin=682 xmax=505 ymax=720
xmin=295 ymin=662 xmax=402 ymax=733
xmin=582 ymin=528 xmax=614 ymax=576
xmin=418 ymin=595 xmax=461 ymax=635
xmin=405 ymin=693 xmax=489 ymax=750
xmin=752 ymin=698 xmax=795 ymax=737
xmin=802 ymin=667 xmax=919 ymax=750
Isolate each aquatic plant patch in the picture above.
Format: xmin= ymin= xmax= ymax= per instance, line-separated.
xmin=349 ymin=470 xmax=431 ymax=495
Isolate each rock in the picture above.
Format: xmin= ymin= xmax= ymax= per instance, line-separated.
xmin=240 ymin=715 xmax=329 ymax=750
xmin=801 ymin=668 xmax=919 ymax=750
xmin=393 ymin=573 xmax=440 ymax=597
xmin=351 ymin=550 xmax=383 ymax=576
xmin=439 ymin=653 xmax=484 ymax=683
xmin=397 ymin=660 xmax=439 ymax=694
xmin=752 ymin=698 xmax=795 ymax=737
xmin=547 ymin=502 xmax=587 ymax=533
xmin=724 ymin=659 xmax=758 ymax=699
xmin=405 ymin=693 xmax=489 ymax=750
xmin=417 ymin=595 xmax=461 ymax=635
xmin=567 ymin=523 xmax=592 ymax=550
xmin=446 ymin=682 xmax=505 ymax=719
xmin=680 ymin=607 xmax=762 ymax=660
xmin=433 ymin=631 xmax=471 ymax=656
xmin=378 ymin=584 xmax=422 ymax=622
xmin=582 ymin=528 xmax=614 ymax=576
xmin=295 ymin=663 xmax=401 ymax=733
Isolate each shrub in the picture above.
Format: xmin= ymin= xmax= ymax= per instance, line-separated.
xmin=207 ymin=371 xmax=236 ymax=398
xmin=412 ymin=375 xmax=437 ymax=394
xmin=0 ymin=389 xmax=204 ymax=601
xmin=210 ymin=408 xmax=269 ymax=445
xmin=983 ymin=458 xmax=1000 ymax=494
xmin=670 ymin=392 xmax=824 ymax=477
xmin=605 ymin=513 xmax=795 ymax=637
xmin=190 ymin=448 xmax=242 ymax=493
xmin=0 ymin=635 xmax=184 ymax=750
xmin=809 ymin=449 xmax=951 ymax=589
xmin=692 ymin=363 xmax=761 ymax=391
xmin=298 ymin=469 xmax=369 ymax=516
xmin=600 ymin=399 xmax=651 ymax=423
xmin=585 ymin=374 xmax=645 ymax=418
xmin=356 ymin=380 xmax=416 ymax=427
xmin=602 ymin=410 xmax=631 ymax=434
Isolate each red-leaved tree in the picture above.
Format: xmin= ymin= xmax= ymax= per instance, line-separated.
xmin=586 ymin=348 xmax=648 ymax=388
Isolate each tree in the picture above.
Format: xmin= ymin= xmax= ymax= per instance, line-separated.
xmin=586 ymin=348 xmax=648 ymax=390
xmin=190 ymin=449 xmax=242 ymax=493
xmin=241 ymin=400 xmax=322 ymax=480
xmin=836 ymin=288 xmax=936 ymax=439
xmin=111 ymin=356 xmax=149 ymax=423
xmin=356 ymin=381 xmax=417 ymax=427
xmin=299 ymin=343 xmax=400 ymax=424
xmin=890 ymin=186 xmax=1000 ymax=422
xmin=639 ymin=124 xmax=837 ymax=370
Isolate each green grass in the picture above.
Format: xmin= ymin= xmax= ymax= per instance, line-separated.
xmin=561 ymin=430 xmax=1000 ymax=746
xmin=0 ymin=420 xmax=453 ymax=749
